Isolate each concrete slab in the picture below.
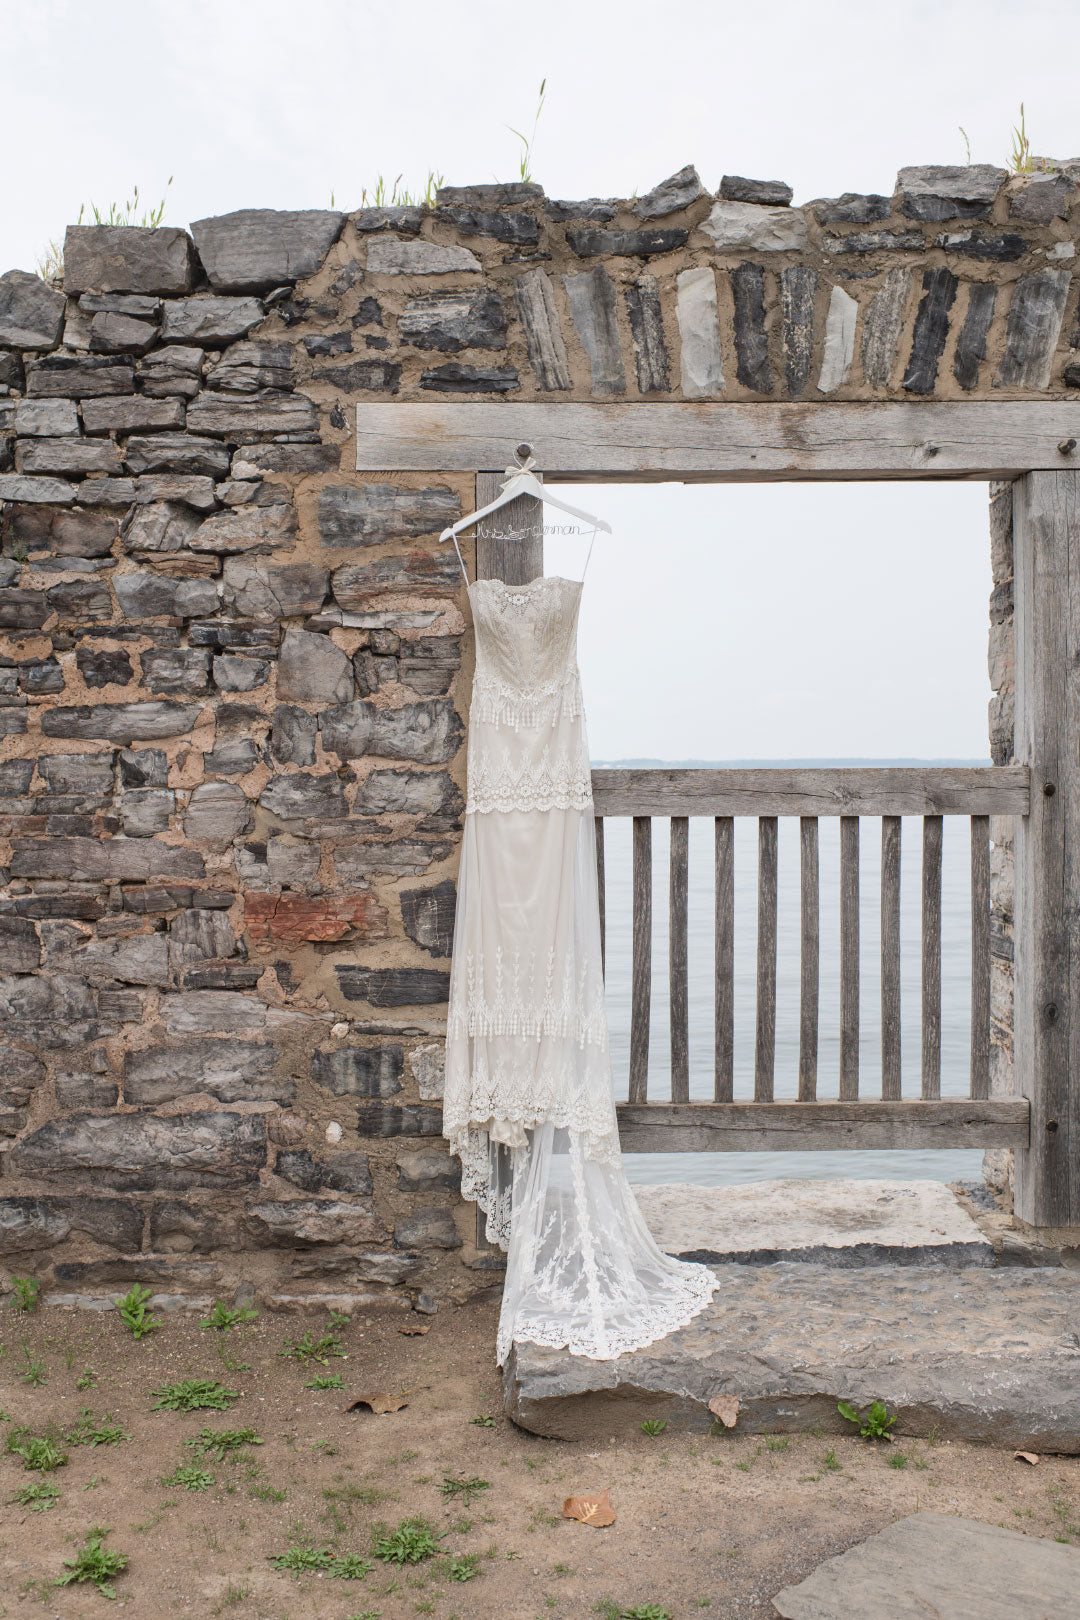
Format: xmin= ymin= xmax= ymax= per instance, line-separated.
xmin=503 ymin=1260 xmax=1080 ymax=1449
xmin=635 ymin=1178 xmax=994 ymax=1267
xmin=771 ymin=1511 xmax=1080 ymax=1619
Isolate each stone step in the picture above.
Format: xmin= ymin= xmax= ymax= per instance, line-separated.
xmin=503 ymin=1259 xmax=1080 ymax=1451
xmin=634 ymin=1177 xmax=995 ymax=1267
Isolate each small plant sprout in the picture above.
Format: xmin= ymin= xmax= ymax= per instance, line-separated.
xmin=7 ymin=1429 xmax=67 ymax=1472
xmin=162 ymin=1464 xmax=215 ymax=1492
xmin=201 ymin=1301 xmax=258 ymax=1333
xmin=470 ymin=1414 xmax=496 ymax=1428
xmin=65 ymin=1409 xmax=129 ymax=1448
xmin=1010 ymin=103 xmax=1034 ymax=173
xmin=10 ymin=1276 xmax=40 ymax=1314
xmin=304 ymin=1373 xmax=344 ymax=1391
xmin=280 ymin=1328 xmax=344 ymax=1365
xmin=640 ymin=1419 xmax=667 ymax=1437
xmin=151 ymin=1379 xmax=239 ymax=1412
xmin=117 ymin=1284 xmax=160 ymax=1340
xmin=446 ymin=1552 xmax=481 ymax=1582
xmin=328 ymin=1308 xmax=351 ymax=1330
xmin=267 ymin=1545 xmax=372 ymax=1579
xmin=439 ymin=1475 xmax=491 ymax=1506
xmin=11 ymin=1480 xmax=60 ymax=1512
xmin=75 ymin=1367 xmax=99 ymax=1391
xmin=372 ymin=1517 xmax=443 ymax=1565
xmin=837 ymin=1399 xmax=898 ymax=1441
xmin=55 ymin=1525 xmax=129 ymax=1600
xmin=507 ymin=78 xmax=547 ymax=183
xmin=19 ymin=1345 xmax=46 ymax=1386
xmin=186 ymin=1426 xmax=263 ymax=1460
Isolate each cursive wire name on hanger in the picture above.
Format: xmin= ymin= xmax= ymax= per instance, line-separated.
xmin=477 ymin=520 xmax=590 ymax=542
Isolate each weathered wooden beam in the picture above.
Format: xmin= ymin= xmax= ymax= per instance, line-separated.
xmin=629 ymin=815 xmax=652 ymax=1104
xmin=970 ymin=814 xmax=991 ymax=1101
xmin=669 ymin=815 xmax=690 ymax=1103
xmin=357 ymin=402 xmax=1080 ymax=480
xmin=616 ymin=1098 xmax=1030 ymax=1152
xmin=754 ymin=817 xmax=778 ymax=1102
xmin=881 ymin=816 xmax=903 ymax=1101
xmin=922 ymin=815 xmax=944 ymax=1099
xmin=839 ymin=816 xmax=860 ymax=1100
xmin=474 ymin=470 xmax=543 ymax=585
xmin=798 ymin=816 xmax=819 ymax=1102
xmin=594 ymin=814 xmax=606 ymax=978
xmin=714 ymin=816 xmax=734 ymax=1102
xmin=1013 ymin=470 xmax=1080 ymax=1226
xmin=590 ymin=766 xmax=1029 ymax=818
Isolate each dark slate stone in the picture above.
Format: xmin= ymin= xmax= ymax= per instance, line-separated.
xmin=393 ymin=1205 xmax=461 ymax=1250
xmin=317 ymin=483 xmax=461 ymax=548
xmin=0 ymin=760 xmax=35 ymax=795
xmin=312 ymin=1044 xmax=403 ymax=1098
xmin=780 ymin=266 xmax=818 ymax=398
xmin=5 ymin=505 xmax=118 ymax=559
xmin=303 ymin=331 xmax=352 ymax=356
xmin=259 ymin=771 xmax=348 ymax=822
xmin=331 ymin=552 xmax=461 ymax=606
xmin=731 ymin=262 xmax=773 ymax=393
xmin=625 ymin=275 xmax=669 ymax=392
xmin=821 ymin=231 xmax=925 ymax=254
xmin=419 ymin=363 xmax=519 ymax=393
xmin=994 ymin=268 xmax=1074 ymax=390
xmin=187 ymin=620 xmax=279 ymax=651
xmin=0 ymin=917 xmax=40 ymax=974
xmin=185 ymin=390 xmax=317 ymax=439
xmin=353 ymin=1102 xmax=444 ymax=1137
xmin=124 ymin=434 xmax=231 ymax=477
xmin=898 ymin=164 xmax=1007 ymax=221
xmin=352 ymin=767 xmax=463 ymax=824
xmin=25 ymin=355 xmax=134 ymax=397
xmin=9 ymin=836 xmax=202 ymax=883
xmin=0 ymin=269 xmax=66 ymax=351
xmin=189 ymin=209 xmax=346 ymax=292
xmin=38 ymin=752 xmax=115 ymax=794
xmin=1008 ymin=175 xmax=1074 ymax=224
xmin=89 ymin=310 xmax=158 ymax=354
xmin=321 ymin=696 xmax=462 ymax=765
xmin=935 ymin=231 xmax=1027 ymax=262
xmin=545 ymin=198 xmax=618 ymax=223
xmin=115 ymin=570 xmax=220 ymax=620
xmin=15 ymin=435 xmax=124 ymax=476
xmin=118 ymin=748 xmax=168 ymax=788
xmin=78 ymin=291 xmax=161 ymax=316
xmin=567 ymin=227 xmax=688 ymax=257
xmin=270 ymin=704 xmax=317 ymax=766
xmin=902 ymin=268 xmax=959 ymax=394
xmin=632 ymin=166 xmax=706 ymax=219
xmin=435 ymin=183 xmax=543 ymax=207
xmin=0 ymin=351 xmax=23 ymax=390
xmin=312 ymin=359 xmax=400 ymax=393
xmin=953 ymin=283 xmax=998 ymax=390
xmin=354 ymin=295 xmax=383 ymax=326
xmin=123 ymin=1037 xmax=284 ymax=1105
xmin=351 ymin=206 xmax=424 ymax=234
xmin=398 ymin=289 xmax=507 ymax=352
xmin=141 ymin=648 xmax=211 ymax=695
xmin=41 ymin=700 xmax=202 ymax=741
xmin=19 ymin=657 xmax=64 ymax=695
xmin=0 ymin=589 xmax=49 ymax=630
xmin=812 ymin=194 xmax=891 ymax=224
xmin=276 ymin=1148 xmax=373 ymax=1195
xmin=1065 ymin=361 xmax=1080 ymax=389
xmin=396 ymin=637 xmax=461 ymax=697
xmin=435 ymin=206 xmax=539 ymax=245
xmin=336 ymin=966 xmax=450 ymax=1005
xmin=54 ymin=1070 xmax=119 ymax=1110
xmin=204 ymin=737 xmax=259 ymax=777
xmin=62 ymin=226 xmax=196 ymax=295
xmin=563 ymin=265 xmax=625 ymax=396
xmin=45 ymin=579 xmax=112 ymax=621
xmin=396 ymin=1146 xmax=461 ymax=1192
xmin=159 ymin=295 xmax=265 ymax=344
xmin=719 ymin=175 xmax=794 ymax=206
xmin=231 ymin=443 xmax=340 ymax=474
xmin=0 ymin=1195 xmax=142 ymax=1255
xmin=400 ymin=879 xmax=456 ymax=958
xmin=77 ymin=648 xmax=133 ymax=688
xmin=9 ymin=1109 xmax=267 ymax=1189
xmin=205 ymin=341 xmax=293 ymax=392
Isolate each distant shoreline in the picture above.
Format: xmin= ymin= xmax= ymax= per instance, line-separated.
xmin=590 ymin=757 xmax=994 ymax=769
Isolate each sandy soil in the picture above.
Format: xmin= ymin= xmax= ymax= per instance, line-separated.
xmin=0 ymin=1292 xmax=1076 ymax=1618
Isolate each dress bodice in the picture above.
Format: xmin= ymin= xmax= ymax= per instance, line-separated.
xmin=468 ymin=575 xmax=583 ymax=730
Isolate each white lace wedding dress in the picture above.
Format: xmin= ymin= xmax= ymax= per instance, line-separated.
xmin=442 ymin=569 xmax=718 ymax=1365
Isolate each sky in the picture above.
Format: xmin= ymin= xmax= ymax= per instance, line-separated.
xmin=3 ymin=0 xmax=1059 ymax=761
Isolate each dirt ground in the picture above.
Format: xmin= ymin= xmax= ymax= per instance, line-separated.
xmin=0 ymin=1292 xmax=1076 ymax=1619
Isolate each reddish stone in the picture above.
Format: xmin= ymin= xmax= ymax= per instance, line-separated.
xmin=244 ymin=891 xmax=388 ymax=944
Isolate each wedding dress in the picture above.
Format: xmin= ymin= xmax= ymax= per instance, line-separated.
xmin=442 ymin=562 xmax=718 ymax=1365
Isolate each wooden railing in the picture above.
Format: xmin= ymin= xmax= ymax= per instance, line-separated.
xmin=592 ymin=766 xmax=1033 ymax=1153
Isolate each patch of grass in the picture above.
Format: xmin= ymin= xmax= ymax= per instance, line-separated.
xmin=821 ymin=1448 xmax=841 ymax=1472
xmin=439 ymin=1475 xmax=490 ymax=1506
xmin=372 ymin=1517 xmax=443 ymax=1565
xmin=889 ymin=1451 xmax=909 ymax=1470
xmin=621 ymin=1608 xmax=671 ymax=1620
xmin=268 ymin=1546 xmax=372 ymax=1579
xmin=11 ymin=1479 xmax=60 ymax=1512
xmin=11 ymin=1276 xmax=40 ymax=1314
xmin=765 ymin=1436 xmax=790 ymax=1453
xmin=65 ymin=1408 xmax=130 ymax=1448
xmin=19 ymin=1345 xmax=46 ymax=1386
xmin=837 ymin=1399 xmax=897 ymax=1442
xmin=151 ymin=1379 xmax=239 ymax=1412
xmin=470 ymin=1414 xmax=496 ymax=1428
xmin=201 ymin=1301 xmax=258 ymax=1333
xmin=7 ymin=1428 xmax=67 ymax=1472
xmin=217 ymin=1584 xmax=249 ymax=1611
xmin=117 ymin=1285 xmax=160 ymax=1340
xmin=280 ymin=1329 xmax=344 ymax=1366
xmin=55 ymin=1525 xmax=128 ymax=1599
xmin=162 ymin=1464 xmax=215 ymax=1492
xmin=250 ymin=1481 xmax=287 ymax=1503
xmin=186 ymin=1427 xmax=263 ymax=1460
xmin=304 ymin=1372 xmax=345 ymax=1390
xmin=75 ymin=1367 xmax=98 ymax=1391
xmin=640 ymin=1419 xmax=666 ymax=1438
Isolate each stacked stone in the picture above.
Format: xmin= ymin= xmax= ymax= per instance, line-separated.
xmin=1 ymin=161 xmax=1076 ymax=1302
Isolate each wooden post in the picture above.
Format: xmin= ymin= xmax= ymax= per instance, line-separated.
xmin=1012 ymin=470 xmax=1080 ymax=1229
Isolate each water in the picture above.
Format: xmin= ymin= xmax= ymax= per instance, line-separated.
xmin=597 ymin=794 xmax=987 ymax=1188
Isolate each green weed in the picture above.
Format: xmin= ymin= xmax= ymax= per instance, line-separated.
xmin=280 ymin=1329 xmax=343 ymax=1365
xmin=11 ymin=1479 xmax=60 ymax=1512
xmin=7 ymin=1428 xmax=67 ymax=1472
xmin=65 ymin=1408 xmax=129 ymax=1448
xmin=507 ymin=77 xmax=547 ymax=183
xmin=55 ymin=1525 xmax=128 ymax=1599
xmin=821 ymin=1448 xmax=841 ymax=1472
xmin=837 ymin=1399 xmax=897 ymax=1441
xmin=151 ymin=1379 xmax=239 ymax=1412
xmin=186 ymin=1427 xmax=263 ymax=1460
xmin=19 ymin=1345 xmax=46 ymax=1386
xmin=117 ymin=1285 xmax=159 ymax=1340
xmin=470 ymin=1414 xmax=496 ymax=1428
xmin=372 ymin=1517 xmax=443 ymax=1565
xmin=446 ymin=1551 xmax=480 ymax=1581
xmin=439 ymin=1476 xmax=490 ymax=1506
xmin=304 ymin=1373 xmax=344 ymax=1390
xmin=10 ymin=1276 xmax=40 ymax=1314
xmin=75 ymin=1367 xmax=98 ymax=1391
xmin=201 ymin=1301 xmax=258 ymax=1333
xmin=163 ymin=1464 xmax=215 ymax=1492
xmin=250 ymin=1482 xmax=287 ymax=1503
xmin=640 ymin=1419 xmax=666 ymax=1438
xmin=268 ymin=1545 xmax=372 ymax=1579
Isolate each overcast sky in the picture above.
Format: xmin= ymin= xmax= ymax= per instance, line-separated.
xmin=5 ymin=0 xmax=1061 ymax=760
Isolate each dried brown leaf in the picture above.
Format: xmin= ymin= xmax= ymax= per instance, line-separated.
xmin=562 ymin=1488 xmax=616 ymax=1527
xmin=708 ymin=1394 xmax=741 ymax=1428
xmin=345 ymin=1392 xmax=409 ymax=1414
xmin=1014 ymin=1450 xmax=1040 ymax=1465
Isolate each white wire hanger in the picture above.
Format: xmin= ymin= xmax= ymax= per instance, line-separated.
xmin=439 ymin=443 xmax=611 ymax=585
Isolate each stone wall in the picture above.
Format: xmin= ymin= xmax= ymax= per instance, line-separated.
xmin=1 ymin=160 xmax=1076 ymax=1307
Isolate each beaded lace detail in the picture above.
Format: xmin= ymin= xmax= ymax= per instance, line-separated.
xmin=447 ymin=944 xmax=609 ymax=1046
xmin=466 ymin=742 xmax=593 ymax=815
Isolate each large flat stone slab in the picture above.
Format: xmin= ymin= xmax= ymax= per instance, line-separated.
xmin=635 ymin=1178 xmax=994 ymax=1267
xmin=771 ymin=1511 xmax=1080 ymax=1618
xmin=504 ymin=1260 xmax=1080 ymax=1449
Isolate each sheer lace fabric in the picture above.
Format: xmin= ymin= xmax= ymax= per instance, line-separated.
xmin=443 ymin=574 xmax=718 ymax=1364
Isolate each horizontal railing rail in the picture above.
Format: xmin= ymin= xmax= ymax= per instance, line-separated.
xmin=591 ymin=766 xmax=1031 ymax=1152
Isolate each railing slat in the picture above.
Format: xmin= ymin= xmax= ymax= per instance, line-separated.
xmin=591 ymin=764 xmax=1030 ymax=818
xmin=840 ymin=816 xmax=860 ymax=1100
xmin=922 ymin=814 xmax=943 ymax=1099
xmin=970 ymin=813 xmax=991 ymax=1100
xmin=754 ymin=817 xmax=778 ymax=1102
xmin=881 ymin=815 xmax=902 ymax=1101
xmin=799 ymin=817 xmax=819 ymax=1101
xmin=630 ymin=815 xmax=652 ymax=1104
xmin=594 ymin=813 xmax=606 ymax=978
xmin=714 ymin=817 xmax=734 ymax=1103
xmin=669 ymin=816 xmax=690 ymax=1103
